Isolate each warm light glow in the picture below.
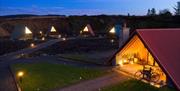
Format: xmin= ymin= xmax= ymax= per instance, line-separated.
xmin=62 ymin=38 xmax=66 ymax=41
xmin=123 ymin=59 xmax=128 ymax=63
xmin=110 ymin=39 xmax=114 ymax=43
xmin=116 ymin=35 xmax=167 ymax=87
xmin=17 ymin=71 xmax=24 ymax=77
xmin=80 ymin=31 xmax=82 ymax=34
xmin=134 ymin=58 xmax=138 ymax=63
xmin=39 ymin=31 xmax=42 ymax=34
xmin=51 ymin=26 xmax=56 ymax=32
xmin=118 ymin=60 xmax=123 ymax=66
xmin=130 ymin=61 xmax=134 ymax=64
xmin=25 ymin=27 xmax=32 ymax=34
xmin=42 ymin=37 xmax=45 ymax=41
xmin=58 ymin=34 xmax=61 ymax=38
xmin=109 ymin=27 xmax=115 ymax=34
xmin=30 ymin=43 xmax=35 ymax=47
xmin=83 ymin=26 xmax=88 ymax=32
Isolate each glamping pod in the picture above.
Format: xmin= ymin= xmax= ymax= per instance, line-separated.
xmin=46 ymin=26 xmax=60 ymax=38
xmin=0 ymin=27 xmax=10 ymax=39
xmin=11 ymin=25 xmax=33 ymax=40
xmin=109 ymin=29 xmax=180 ymax=90
xmin=109 ymin=25 xmax=122 ymax=38
xmin=108 ymin=24 xmax=130 ymax=47
xmin=80 ymin=24 xmax=95 ymax=37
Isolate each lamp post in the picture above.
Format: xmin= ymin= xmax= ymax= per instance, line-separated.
xmin=17 ymin=71 xmax=24 ymax=83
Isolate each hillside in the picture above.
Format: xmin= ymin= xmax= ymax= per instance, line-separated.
xmin=0 ymin=15 xmax=180 ymax=36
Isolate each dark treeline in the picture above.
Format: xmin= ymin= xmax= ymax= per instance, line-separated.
xmin=0 ymin=15 xmax=180 ymax=36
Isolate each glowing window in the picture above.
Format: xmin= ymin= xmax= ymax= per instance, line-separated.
xmin=25 ymin=27 xmax=32 ymax=34
xmin=109 ymin=27 xmax=115 ymax=33
xmin=51 ymin=26 xmax=56 ymax=32
xmin=83 ymin=26 xmax=88 ymax=32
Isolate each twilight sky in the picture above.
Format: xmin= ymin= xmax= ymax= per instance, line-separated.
xmin=0 ymin=0 xmax=179 ymax=16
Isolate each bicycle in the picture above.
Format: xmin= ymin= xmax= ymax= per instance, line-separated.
xmin=134 ymin=67 xmax=160 ymax=83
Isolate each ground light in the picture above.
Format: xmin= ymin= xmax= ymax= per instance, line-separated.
xmin=30 ymin=43 xmax=35 ymax=48
xmin=42 ymin=37 xmax=45 ymax=41
xmin=80 ymin=31 xmax=82 ymax=34
xmin=58 ymin=34 xmax=61 ymax=38
xmin=62 ymin=38 xmax=66 ymax=41
xmin=17 ymin=71 xmax=24 ymax=83
xmin=110 ymin=39 xmax=114 ymax=43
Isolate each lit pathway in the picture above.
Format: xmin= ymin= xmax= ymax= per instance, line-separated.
xmin=54 ymin=71 xmax=129 ymax=91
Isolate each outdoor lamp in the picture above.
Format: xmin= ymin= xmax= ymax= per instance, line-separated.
xmin=18 ymin=71 xmax=24 ymax=77
xmin=17 ymin=71 xmax=24 ymax=83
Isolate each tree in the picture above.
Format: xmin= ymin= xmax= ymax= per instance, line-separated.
xmin=147 ymin=8 xmax=156 ymax=16
xmin=159 ymin=9 xmax=172 ymax=16
xmin=151 ymin=8 xmax=156 ymax=15
xmin=174 ymin=1 xmax=180 ymax=15
xmin=128 ymin=13 xmax=130 ymax=16
xmin=147 ymin=9 xmax=151 ymax=16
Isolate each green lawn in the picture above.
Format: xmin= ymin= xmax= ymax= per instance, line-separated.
xmin=12 ymin=62 xmax=107 ymax=91
xmin=102 ymin=79 xmax=177 ymax=91
xmin=59 ymin=53 xmax=88 ymax=61
xmin=58 ymin=53 xmax=106 ymax=64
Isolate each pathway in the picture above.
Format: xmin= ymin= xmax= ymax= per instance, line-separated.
xmin=0 ymin=64 xmax=17 ymax=91
xmin=54 ymin=71 xmax=129 ymax=91
xmin=0 ymin=38 xmax=64 ymax=60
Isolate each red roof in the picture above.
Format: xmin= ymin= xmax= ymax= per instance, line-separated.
xmin=86 ymin=24 xmax=95 ymax=36
xmin=137 ymin=29 xmax=180 ymax=90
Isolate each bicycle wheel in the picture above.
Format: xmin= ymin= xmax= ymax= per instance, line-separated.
xmin=151 ymin=72 xmax=160 ymax=83
xmin=134 ymin=71 xmax=143 ymax=80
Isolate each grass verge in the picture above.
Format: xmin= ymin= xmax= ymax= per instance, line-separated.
xmin=102 ymin=79 xmax=177 ymax=91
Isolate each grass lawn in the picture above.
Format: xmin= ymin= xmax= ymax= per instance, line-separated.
xmin=59 ymin=53 xmax=107 ymax=64
xmin=59 ymin=53 xmax=96 ymax=62
xmin=12 ymin=62 xmax=107 ymax=91
xmin=102 ymin=79 xmax=177 ymax=91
